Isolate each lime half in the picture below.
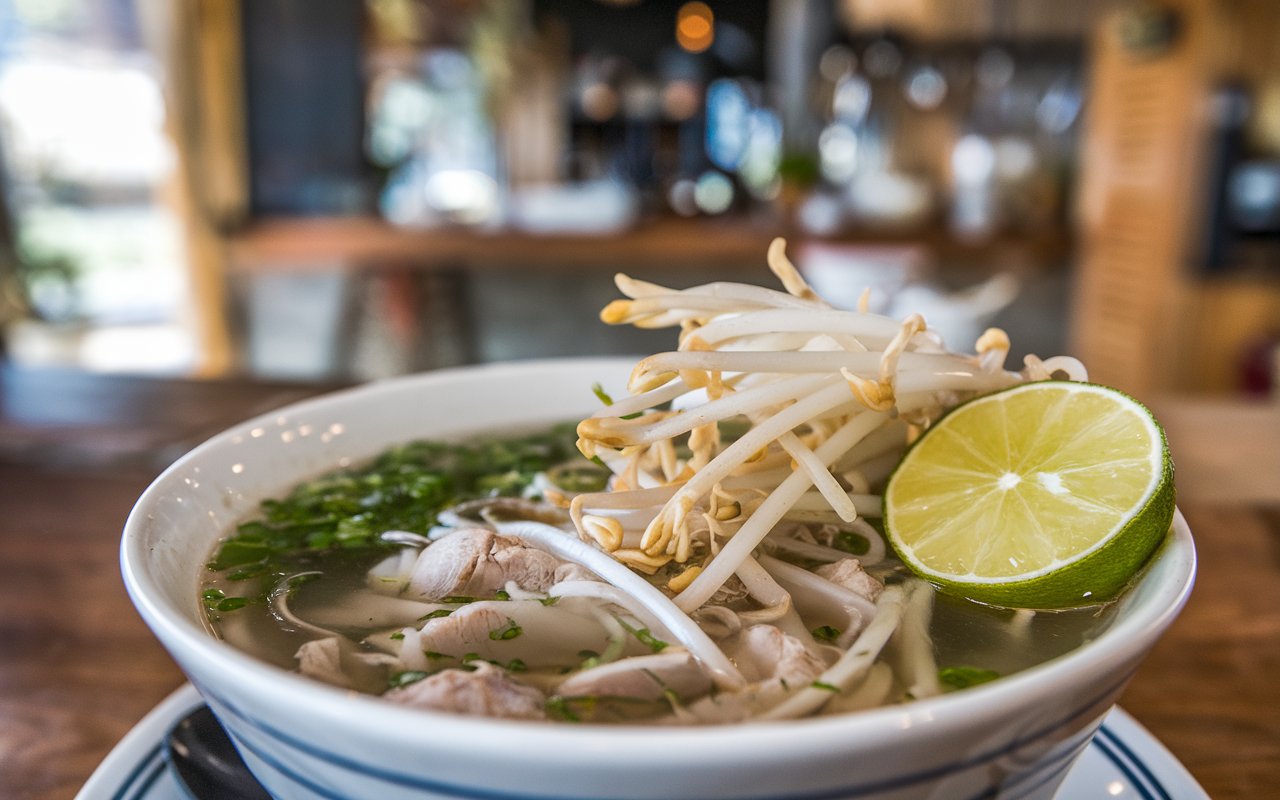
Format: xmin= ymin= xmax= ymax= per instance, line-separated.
xmin=883 ymin=381 xmax=1174 ymax=609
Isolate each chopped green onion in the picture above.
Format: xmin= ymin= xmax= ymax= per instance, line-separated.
xmin=489 ymin=619 xmax=523 ymax=641
xmin=811 ymin=625 xmax=841 ymax=642
xmin=388 ymin=671 xmax=429 ymax=689
xmin=545 ymin=696 xmax=582 ymax=722
xmin=939 ymin=665 xmax=1000 ymax=691
xmin=624 ymin=624 xmax=668 ymax=653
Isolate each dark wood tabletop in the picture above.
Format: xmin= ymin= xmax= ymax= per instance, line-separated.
xmin=0 ymin=364 xmax=1276 ymax=800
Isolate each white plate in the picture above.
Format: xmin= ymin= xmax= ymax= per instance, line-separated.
xmin=78 ymin=685 xmax=1207 ymax=800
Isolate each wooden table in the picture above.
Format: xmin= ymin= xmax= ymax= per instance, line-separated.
xmin=1 ymin=365 xmax=1276 ymax=799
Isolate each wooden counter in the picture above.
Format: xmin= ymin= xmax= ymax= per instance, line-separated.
xmin=0 ymin=365 xmax=1275 ymax=799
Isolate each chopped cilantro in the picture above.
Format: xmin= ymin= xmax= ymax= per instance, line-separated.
xmin=811 ymin=681 xmax=840 ymax=693
xmin=203 ymin=425 xmax=586 ymax=607
xmin=389 ymin=632 xmax=405 ymax=640
xmin=202 ymin=590 xmax=250 ymax=612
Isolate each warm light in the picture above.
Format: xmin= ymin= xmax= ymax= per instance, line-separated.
xmin=661 ymin=79 xmax=701 ymax=121
xmin=580 ymin=82 xmax=619 ymax=121
xmin=676 ymin=2 xmax=714 ymax=53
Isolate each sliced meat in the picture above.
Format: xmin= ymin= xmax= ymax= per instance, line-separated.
xmin=397 ymin=599 xmax=613 ymax=671
xmin=295 ymin=637 xmax=402 ymax=694
xmin=552 ymin=562 xmax=599 ymax=584
xmin=815 ymin=558 xmax=883 ymax=602
xmin=724 ymin=624 xmax=827 ymax=685
xmin=672 ymin=625 xmax=828 ymax=724
xmin=384 ymin=662 xmax=546 ymax=720
xmin=407 ymin=528 xmax=563 ymax=600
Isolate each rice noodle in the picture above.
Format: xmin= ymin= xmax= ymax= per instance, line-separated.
xmin=756 ymin=584 xmax=909 ymax=720
xmin=490 ymin=518 xmax=745 ymax=691
xmin=889 ymin=579 xmax=942 ymax=701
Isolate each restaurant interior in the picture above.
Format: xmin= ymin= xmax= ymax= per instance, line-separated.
xmin=0 ymin=1 xmax=1277 ymax=798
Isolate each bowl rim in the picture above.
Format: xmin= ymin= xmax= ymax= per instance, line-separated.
xmin=121 ymin=357 xmax=1197 ymax=763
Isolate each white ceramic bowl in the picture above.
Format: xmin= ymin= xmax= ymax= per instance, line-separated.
xmin=121 ymin=358 xmax=1196 ymax=800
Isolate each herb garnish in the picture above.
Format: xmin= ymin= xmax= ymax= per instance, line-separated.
xmin=388 ymin=670 xmax=429 ymax=689
xmin=203 ymin=425 xmax=585 ymax=613
xmin=811 ymin=681 xmax=840 ymax=693
xmin=201 ymin=588 xmax=251 ymax=613
xmin=545 ymin=696 xmax=584 ymax=722
xmin=619 ymin=620 xmax=669 ymax=652
xmin=442 ymin=590 xmax=510 ymax=604
xmin=811 ymin=625 xmax=841 ymax=642
xmin=938 ymin=665 xmax=1000 ymax=691
xmin=833 ymin=531 xmax=871 ymax=555
xmin=489 ymin=618 xmax=523 ymax=641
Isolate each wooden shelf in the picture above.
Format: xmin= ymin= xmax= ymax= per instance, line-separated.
xmin=225 ymin=215 xmax=1073 ymax=273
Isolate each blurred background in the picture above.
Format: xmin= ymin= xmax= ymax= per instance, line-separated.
xmin=0 ymin=0 xmax=1278 ymax=403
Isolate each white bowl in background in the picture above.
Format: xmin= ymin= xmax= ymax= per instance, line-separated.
xmin=121 ymin=358 xmax=1196 ymax=800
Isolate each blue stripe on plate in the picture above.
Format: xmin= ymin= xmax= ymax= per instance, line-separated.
xmin=198 ymin=664 xmax=1138 ymax=800
xmin=1094 ymin=725 xmax=1171 ymax=800
xmin=109 ymin=743 xmax=167 ymax=800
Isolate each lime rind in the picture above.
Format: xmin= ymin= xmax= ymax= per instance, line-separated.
xmin=882 ymin=381 xmax=1176 ymax=609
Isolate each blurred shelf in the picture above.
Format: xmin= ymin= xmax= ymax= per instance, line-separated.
xmin=225 ymin=216 xmax=1073 ymax=273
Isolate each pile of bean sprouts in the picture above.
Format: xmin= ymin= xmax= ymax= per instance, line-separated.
xmin=499 ymin=238 xmax=1088 ymax=712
